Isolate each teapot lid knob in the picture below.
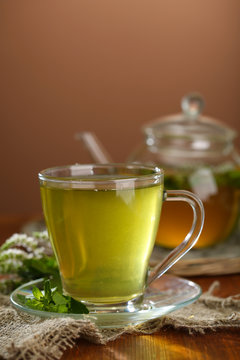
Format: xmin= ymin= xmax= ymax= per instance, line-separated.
xmin=181 ymin=93 xmax=205 ymax=119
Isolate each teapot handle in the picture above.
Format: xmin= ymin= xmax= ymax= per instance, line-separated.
xmin=148 ymin=190 xmax=204 ymax=285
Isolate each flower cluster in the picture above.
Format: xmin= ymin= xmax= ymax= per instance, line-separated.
xmin=0 ymin=231 xmax=53 ymax=294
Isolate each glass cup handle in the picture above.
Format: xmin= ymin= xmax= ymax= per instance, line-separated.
xmin=147 ymin=189 xmax=205 ymax=286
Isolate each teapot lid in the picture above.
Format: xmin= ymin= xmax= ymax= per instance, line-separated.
xmin=144 ymin=93 xmax=236 ymax=155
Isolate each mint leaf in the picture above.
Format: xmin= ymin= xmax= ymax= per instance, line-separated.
xmin=32 ymin=286 xmax=43 ymax=300
xmin=48 ymin=303 xmax=58 ymax=312
xmin=17 ymin=294 xmax=26 ymax=303
xmin=26 ymin=298 xmax=44 ymax=311
xmin=52 ymin=291 xmax=68 ymax=306
xmin=19 ymin=256 xmax=62 ymax=293
xmin=70 ymin=297 xmax=89 ymax=314
xmin=57 ymin=304 xmax=69 ymax=313
xmin=44 ymin=279 xmax=52 ymax=302
xmin=20 ymin=257 xmax=59 ymax=279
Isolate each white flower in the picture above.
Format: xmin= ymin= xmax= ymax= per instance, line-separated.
xmin=1 ymin=233 xmax=38 ymax=252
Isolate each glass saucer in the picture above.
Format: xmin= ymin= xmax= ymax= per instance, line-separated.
xmin=10 ymin=275 xmax=201 ymax=328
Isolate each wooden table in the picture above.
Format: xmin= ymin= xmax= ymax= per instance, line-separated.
xmin=1 ymin=215 xmax=239 ymax=360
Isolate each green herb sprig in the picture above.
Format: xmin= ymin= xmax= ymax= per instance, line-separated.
xmin=22 ymin=279 xmax=89 ymax=314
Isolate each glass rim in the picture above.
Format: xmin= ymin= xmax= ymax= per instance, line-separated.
xmin=38 ymin=163 xmax=164 ymax=186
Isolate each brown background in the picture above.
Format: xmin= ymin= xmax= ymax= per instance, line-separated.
xmin=1 ymin=0 xmax=240 ymax=214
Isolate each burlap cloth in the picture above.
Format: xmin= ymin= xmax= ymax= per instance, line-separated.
xmin=0 ymin=282 xmax=239 ymax=360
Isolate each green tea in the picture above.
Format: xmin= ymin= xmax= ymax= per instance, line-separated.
xmin=40 ymin=183 xmax=163 ymax=304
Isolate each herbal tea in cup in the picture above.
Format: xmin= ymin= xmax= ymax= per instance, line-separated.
xmin=39 ymin=164 xmax=204 ymax=312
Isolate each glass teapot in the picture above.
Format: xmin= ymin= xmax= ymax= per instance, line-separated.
xmin=128 ymin=93 xmax=240 ymax=249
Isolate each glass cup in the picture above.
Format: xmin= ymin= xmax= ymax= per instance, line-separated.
xmin=38 ymin=164 xmax=204 ymax=312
